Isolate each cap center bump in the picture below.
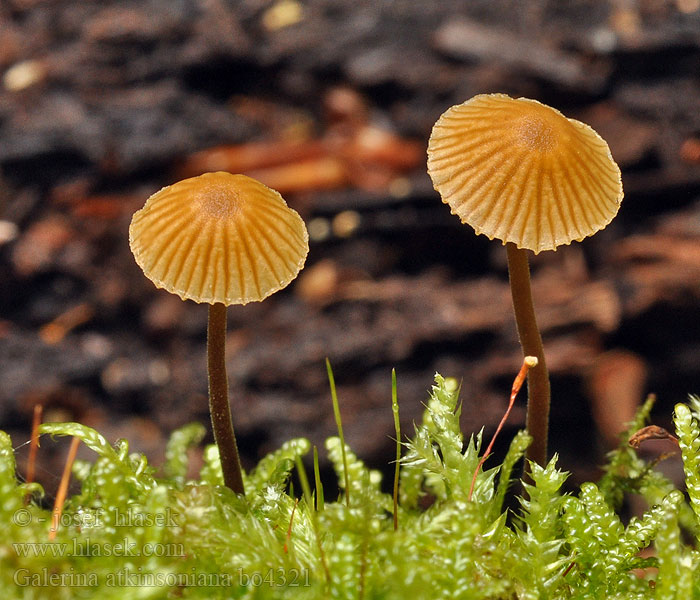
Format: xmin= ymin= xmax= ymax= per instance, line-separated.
xmin=515 ymin=115 xmax=557 ymax=152
xmin=195 ymin=184 xmax=242 ymax=219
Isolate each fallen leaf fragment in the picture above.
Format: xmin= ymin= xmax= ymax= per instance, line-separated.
xmin=629 ymin=425 xmax=679 ymax=450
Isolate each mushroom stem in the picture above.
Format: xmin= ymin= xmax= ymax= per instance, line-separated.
xmin=207 ymin=302 xmax=245 ymax=494
xmin=506 ymin=243 xmax=550 ymax=467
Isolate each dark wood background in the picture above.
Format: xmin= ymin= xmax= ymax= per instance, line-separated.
xmin=1 ymin=0 xmax=698 ymax=490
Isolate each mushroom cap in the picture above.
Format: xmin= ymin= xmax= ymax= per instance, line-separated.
xmin=129 ymin=172 xmax=309 ymax=305
xmin=427 ymin=94 xmax=623 ymax=253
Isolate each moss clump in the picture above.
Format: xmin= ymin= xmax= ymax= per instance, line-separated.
xmin=1 ymin=379 xmax=699 ymax=599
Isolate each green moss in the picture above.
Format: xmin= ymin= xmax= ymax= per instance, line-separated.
xmin=1 ymin=375 xmax=699 ymax=598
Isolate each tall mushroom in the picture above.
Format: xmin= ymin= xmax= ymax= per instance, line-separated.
xmin=427 ymin=93 xmax=622 ymax=466
xmin=129 ymin=172 xmax=309 ymax=494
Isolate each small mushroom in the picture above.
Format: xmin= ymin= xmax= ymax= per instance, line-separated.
xmin=427 ymin=94 xmax=622 ymax=466
xmin=130 ymin=172 xmax=309 ymax=493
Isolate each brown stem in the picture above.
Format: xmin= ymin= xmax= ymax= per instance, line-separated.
xmin=207 ymin=302 xmax=245 ymax=494
xmin=506 ymin=243 xmax=550 ymax=467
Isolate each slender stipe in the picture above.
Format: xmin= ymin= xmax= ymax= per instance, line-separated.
xmin=506 ymin=243 xmax=550 ymax=467
xmin=207 ymin=303 xmax=245 ymax=494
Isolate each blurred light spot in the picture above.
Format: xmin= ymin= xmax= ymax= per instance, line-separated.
xmin=389 ymin=177 xmax=412 ymax=198
xmin=332 ymin=210 xmax=361 ymax=238
xmin=0 ymin=220 xmax=19 ymax=245
xmin=148 ymin=359 xmax=170 ymax=385
xmin=308 ymin=217 xmax=331 ymax=241
xmin=296 ymin=259 xmax=339 ymax=304
xmin=3 ymin=59 xmax=46 ymax=91
xmin=262 ymin=0 xmax=303 ymax=31
xmin=590 ymin=27 xmax=617 ymax=53
xmin=101 ymin=358 xmax=132 ymax=393
xmin=81 ymin=333 xmax=113 ymax=360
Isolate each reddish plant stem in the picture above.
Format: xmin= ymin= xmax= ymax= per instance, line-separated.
xmin=284 ymin=498 xmax=300 ymax=554
xmin=506 ymin=243 xmax=551 ymax=467
xmin=26 ymin=405 xmax=43 ymax=484
xmin=469 ymin=356 xmax=536 ymax=500
xmin=49 ymin=436 xmax=80 ymax=540
xmin=207 ymin=303 xmax=245 ymax=495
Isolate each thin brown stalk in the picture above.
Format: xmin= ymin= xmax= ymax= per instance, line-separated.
xmin=207 ymin=302 xmax=245 ymax=494
xmin=506 ymin=243 xmax=551 ymax=467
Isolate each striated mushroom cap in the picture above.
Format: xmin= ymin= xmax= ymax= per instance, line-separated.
xmin=129 ymin=172 xmax=309 ymax=305
xmin=427 ymin=94 xmax=623 ymax=253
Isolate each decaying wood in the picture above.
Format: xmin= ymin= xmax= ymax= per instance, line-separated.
xmin=177 ymin=93 xmax=423 ymax=194
xmin=2 ymin=0 xmax=699 ymax=480
xmin=433 ymin=18 xmax=610 ymax=92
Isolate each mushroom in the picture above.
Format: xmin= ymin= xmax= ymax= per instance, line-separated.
xmin=427 ymin=93 xmax=622 ymax=466
xmin=129 ymin=172 xmax=309 ymax=494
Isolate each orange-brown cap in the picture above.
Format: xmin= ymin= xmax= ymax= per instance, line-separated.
xmin=129 ymin=172 xmax=309 ymax=305
xmin=427 ymin=94 xmax=623 ymax=253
